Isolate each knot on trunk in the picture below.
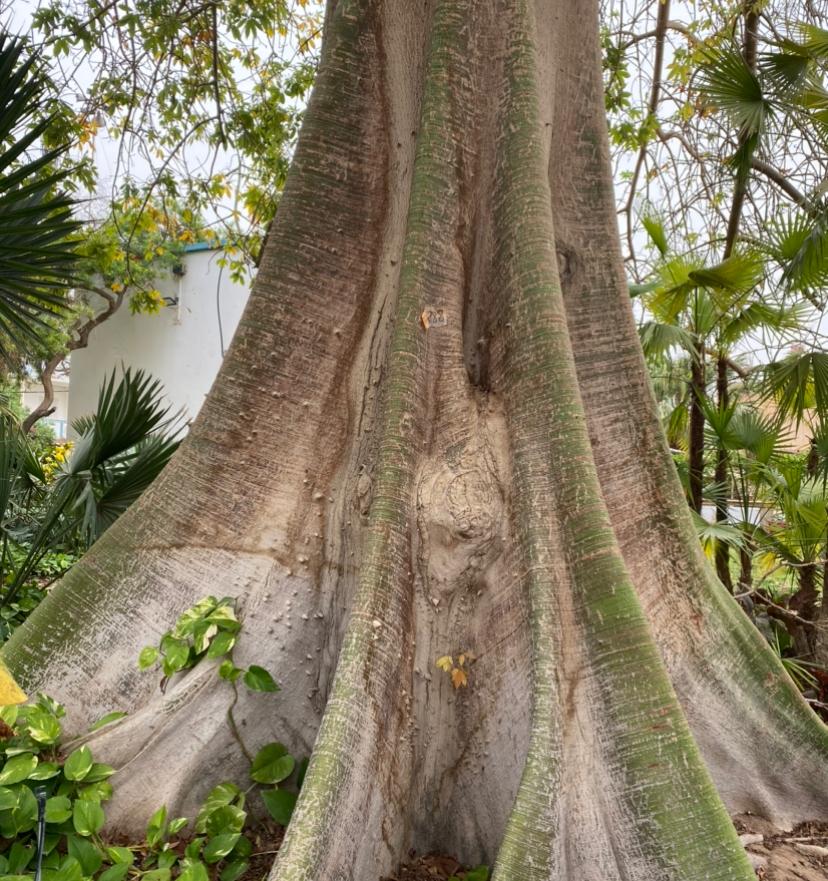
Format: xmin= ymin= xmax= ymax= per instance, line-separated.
xmin=416 ymin=439 xmax=505 ymax=599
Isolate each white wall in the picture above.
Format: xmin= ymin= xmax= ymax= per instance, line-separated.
xmin=68 ymin=247 xmax=252 ymax=430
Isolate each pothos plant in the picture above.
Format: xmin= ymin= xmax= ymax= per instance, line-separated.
xmin=138 ymin=595 xmax=304 ymax=826
xmin=0 ymin=594 xmax=304 ymax=881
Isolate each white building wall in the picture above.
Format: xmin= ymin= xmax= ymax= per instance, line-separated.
xmin=68 ymin=247 xmax=252 ymax=430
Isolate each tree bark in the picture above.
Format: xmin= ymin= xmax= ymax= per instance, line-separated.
xmin=688 ymin=342 xmax=705 ymax=514
xmin=714 ymin=356 xmax=732 ymax=591
xmin=3 ymin=1 xmax=828 ymax=879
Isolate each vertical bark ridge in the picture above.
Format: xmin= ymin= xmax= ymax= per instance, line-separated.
xmin=488 ymin=2 xmax=752 ymax=878
xmin=545 ymin=0 xmax=828 ymax=827
xmin=271 ymin=0 xmax=488 ymax=875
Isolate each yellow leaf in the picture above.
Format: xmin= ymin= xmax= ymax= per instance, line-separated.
xmin=435 ymin=656 xmax=453 ymax=673
xmin=0 ymin=658 xmax=26 ymax=706
xmin=450 ymin=668 xmax=468 ymax=690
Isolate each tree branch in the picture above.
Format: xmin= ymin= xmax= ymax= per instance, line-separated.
xmin=624 ymin=0 xmax=671 ymax=276
xmin=750 ymin=158 xmax=813 ymax=211
xmin=22 ymin=286 xmax=127 ymax=434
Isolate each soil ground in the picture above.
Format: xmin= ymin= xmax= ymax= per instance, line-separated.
xmin=377 ymin=819 xmax=828 ymax=881
xmin=380 ymin=853 xmax=469 ymax=881
xmin=733 ymin=816 xmax=828 ymax=880
xmin=213 ymin=816 xmax=828 ymax=881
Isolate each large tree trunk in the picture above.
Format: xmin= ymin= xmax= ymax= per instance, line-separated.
xmin=4 ymin=1 xmax=828 ymax=879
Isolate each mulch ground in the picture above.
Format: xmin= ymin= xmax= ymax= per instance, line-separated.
xmin=380 ymin=853 xmax=470 ymax=881
xmin=235 ymin=820 xmax=285 ymax=881
xmin=217 ymin=816 xmax=828 ymax=881
xmin=734 ymin=816 xmax=828 ymax=880
xmin=380 ymin=819 xmax=828 ymax=881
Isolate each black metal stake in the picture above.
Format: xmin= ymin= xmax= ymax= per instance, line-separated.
xmin=34 ymin=786 xmax=46 ymax=881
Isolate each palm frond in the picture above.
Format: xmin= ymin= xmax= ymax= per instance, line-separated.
xmin=799 ymin=24 xmax=828 ymax=59
xmin=718 ymin=301 xmax=804 ymax=349
xmin=65 ymin=368 xmax=178 ymax=476
xmin=639 ymin=320 xmax=694 ymax=359
xmin=641 ymin=214 xmax=669 ymax=257
xmin=692 ymin=510 xmax=746 ymax=555
xmin=688 ymin=251 xmax=764 ymax=292
xmin=86 ymin=435 xmax=181 ymax=539
xmin=761 ymin=351 xmax=828 ymax=424
xmin=0 ymin=34 xmax=79 ymax=355
xmin=665 ymin=400 xmax=689 ymax=450
xmin=697 ymin=47 xmax=770 ymax=135
xmin=759 ymin=46 xmax=812 ymax=97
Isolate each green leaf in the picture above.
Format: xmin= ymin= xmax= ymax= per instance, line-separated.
xmin=195 ymin=783 xmax=241 ymax=833
xmin=203 ymin=834 xmax=241 ymax=864
xmin=89 ymin=712 xmax=127 ymax=732
xmin=160 ymin=636 xmax=190 ymax=676
xmin=45 ymin=855 xmax=82 ymax=881
xmin=84 ymin=763 xmax=115 ymax=783
xmin=72 ymin=799 xmax=105 ymax=836
xmin=261 ymin=789 xmax=296 ymax=827
xmin=146 ymin=805 xmax=167 ymax=847
xmin=206 ymin=631 xmax=235 ymax=659
xmin=688 ymin=252 xmax=764 ymax=292
xmin=44 ymin=795 xmax=72 ymax=823
xmin=178 ymin=862 xmax=208 ymax=881
xmin=173 ymin=598 xmax=218 ymax=637
xmin=106 ymin=848 xmax=134 ymax=866
xmin=26 ymin=709 xmax=61 ymax=744
xmin=206 ymin=605 xmax=239 ymax=633
xmin=28 ymin=762 xmax=60 ymax=780
xmin=98 ymin=864 xmax=130 ymax=881
xmin=79 ymin=781 xmax=114 ymax=803
xmin=250 ymin=744 xmax=295 ymax=784
xmin=157 ymin=851 xmax=178 ymax=871
xmin=641 ymin=215 xmax=668 ymax=256
xmin=140 ymin=870 xmax=171 ymax=881
xmin=67 ymin=834 xmax=103 ymax=874
xmin=243 ymin=666 xmax=278 ymax=693
xmin=7 ymin=841 xmax=33 ymax=874
xmin=230 ymin=837 xmax=251 ymax=859
xmin=0 ymin=34 xmax=80 ymax=357
xmin=138 ymin=647 xmax=159 ymax=670
xmin=218 ymin=661 xmax=243 ymax=682
xmin=0 ymin=786 xmax=16 ymax=809
xmin=205 ymin=805 xmax=246 ymax=837
xmin=698 ymin=48 xmax=770 ymax=135
xmin=465 ymin=867 xmax=489 ymax=881
xmin=168 ymin=817 xmax=188 ymax=835
xmin=219 ymin=861 xmax=248 ymax=881
xmin=0 ymin=753 xmax=38 ymax=784
xmin=184 ymin=839 xmax=204 ymax=862
xmin=192 ymin=622 xmax=218 ymax=655
xmin=63 ymin=746 xmax=93 ymax=782
xmin=0 ymin=785 xmax=37 ymax=836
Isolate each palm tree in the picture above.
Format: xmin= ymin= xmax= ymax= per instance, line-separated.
xmin=0 ymin=369 xmax=181 ymax=621
xmin=638 ymin=227 xmax=802 ymax=588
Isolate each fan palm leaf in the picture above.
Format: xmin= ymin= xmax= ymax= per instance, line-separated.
xmin=0 ymin=33 xmax=78 ymax=354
